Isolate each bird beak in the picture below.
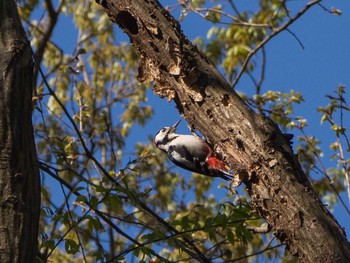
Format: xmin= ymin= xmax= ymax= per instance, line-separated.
xmin=170 ymin=120 xmax=181 ymax=130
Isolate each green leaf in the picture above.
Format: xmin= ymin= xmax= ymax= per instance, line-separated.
xmin=65 ymin=239 xmax=79 ymax=254
xmin=41 ymin=239 xmax=55 ymax=250
xmin=214 ymin=213 xmax=228 ymax=228
xmin=204 ymin=217 xmax=213 ymax=228
xmin=73 ymin=186 xmax=85 ymax=193
xmin=90 ymin=195 xmax=99 ymax=209
xmin=227 ymin=231 xmax=235 ymax=245
xmin=75 ymin=195 xmax=87 ymax=204
xmin=205 ymin=5 xmax=222 ymax=23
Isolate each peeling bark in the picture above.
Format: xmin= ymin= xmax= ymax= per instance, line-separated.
xmin=0 ymin=1 xmax=40 ymax=262
xmin=97 ymin=0 xmax=350 ymax=261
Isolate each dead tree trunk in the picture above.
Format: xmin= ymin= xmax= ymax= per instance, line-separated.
xmin=0 ymin=1 xmax=41 ymax=262
xmin=96 ymin=0 xmax=350 ymax=261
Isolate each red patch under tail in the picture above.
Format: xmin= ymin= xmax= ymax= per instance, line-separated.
xmin=207 ymin=156 xmax=228 ymax=172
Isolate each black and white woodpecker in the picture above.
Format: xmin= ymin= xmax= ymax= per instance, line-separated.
xmin=154 ymin=120 xmax=233 ymax=181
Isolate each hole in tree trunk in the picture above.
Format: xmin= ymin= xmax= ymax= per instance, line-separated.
xmin=116 ymin=11 xmax=138 ymax=35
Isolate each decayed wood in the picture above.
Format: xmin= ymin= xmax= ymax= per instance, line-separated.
xmin=0 ymin=1 xmax=40 ymax=262
xmin=97 ymin=0 xmax=350 ymax=261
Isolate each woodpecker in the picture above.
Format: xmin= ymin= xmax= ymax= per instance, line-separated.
xmin=154 ymin=120 xmax=233 ymax=181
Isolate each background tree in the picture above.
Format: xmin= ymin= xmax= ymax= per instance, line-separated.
xmin=0 ymin=1 xmax=40 ymax=262
xmin=15 ymin=0 xmax=350 ymax=262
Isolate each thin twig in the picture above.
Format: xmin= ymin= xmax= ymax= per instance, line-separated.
xmin=232 ymin=0 xmax=321 ymax=89
xmin=59 ymin=182 xmax=88 ymax=263
xmin=286 ymin=28 xmax=305 ymax=49
xmin=313 ymin=153 xmax=350 ymax=216
xmin=226 ymin=238 xmax=284 ymax=262
xmin=191 ymin=7 xmax=270 ymax=28
xmin=40 ymin=163 xmax=171 ymax=262
xmin=257 ymin=46 xmax=266 ymax=95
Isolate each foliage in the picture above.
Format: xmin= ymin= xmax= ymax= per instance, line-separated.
xmin=17 ymin=0 xmax=347 ymax=262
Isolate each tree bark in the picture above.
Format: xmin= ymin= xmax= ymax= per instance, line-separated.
xmin=0 ymin=1 xmax=41 ymax=262
xmin=96 ymin=0 xmax=350 ymax=261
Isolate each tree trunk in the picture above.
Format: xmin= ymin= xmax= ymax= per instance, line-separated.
xmin=96 ymin=0 xmax=350 ymax=261
xmin=0 ymin=1 xmax=41 ymax=262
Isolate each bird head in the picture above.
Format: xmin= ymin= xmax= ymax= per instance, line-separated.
xmin=154 ymin=120 xmax=181 ymax=150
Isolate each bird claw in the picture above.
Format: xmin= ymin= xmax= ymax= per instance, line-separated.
xmin=186 ymin=124 xmax=197 ymax=134
xmin=232 ymin=176 xmax=242 ymax=187
xmin=187 ymin=124 xmax=204 ymax=139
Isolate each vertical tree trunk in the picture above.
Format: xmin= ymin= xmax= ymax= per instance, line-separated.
xmin=0 ymin=1 xmax=41 ymax=262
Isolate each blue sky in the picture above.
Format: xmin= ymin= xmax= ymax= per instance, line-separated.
xmin=32 ymin=0 xmax=350 ymax=258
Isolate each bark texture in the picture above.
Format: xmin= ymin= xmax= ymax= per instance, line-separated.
xmin=97 ymin=0 xmax=350 ymax=261
xmin=0 ymin=1 xmax=40 ymax=262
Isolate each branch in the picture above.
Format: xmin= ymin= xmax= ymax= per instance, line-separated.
xmin=40 ymin=162 xmax=171 ymax=263
xmin=189 ymin=7 xmax=270 ymax=28
xmin=226 ymin=239 xmax=285 ymax=262
xmin=231 ymin=0 xmax=321 ymax=88
xmin=33 ymin=0 xmax=66 ymax=85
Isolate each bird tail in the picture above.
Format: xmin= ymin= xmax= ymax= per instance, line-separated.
xmin=207 ymin=156 xmax=234 ymax=181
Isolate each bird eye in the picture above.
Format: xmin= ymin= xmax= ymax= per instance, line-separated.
xmin=161 ymin=128 xmax=165 ymax=132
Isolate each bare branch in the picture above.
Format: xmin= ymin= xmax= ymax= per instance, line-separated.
xmin=232 ymin=0 xmax=321 ymax=88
